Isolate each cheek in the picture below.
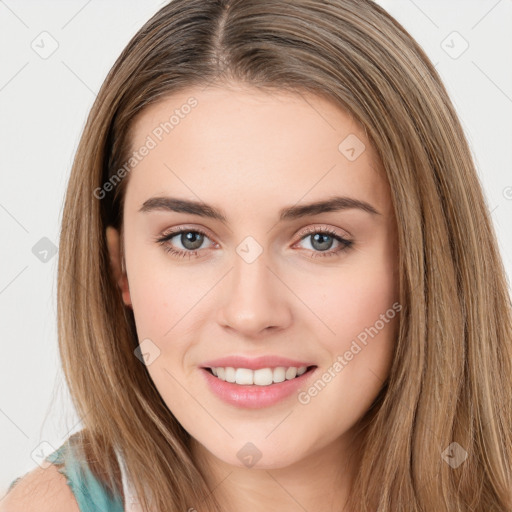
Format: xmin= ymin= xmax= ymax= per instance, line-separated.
xmin=304 ymin=248 xmax=398 ymax=348
xmin=126 ymin=254 xmax=204 ymax=339
xmin=126 ymin=261 xmax=199 ymax=412
xmin=298 ymin=246 xmax=399 ymax=412
xmin=299 ymin=249 xmax=399 ymax=415
xmin=128 ymin=271 xmax=169 ymax=336
xmin=329 ymin=271 xmax=397 ymax=345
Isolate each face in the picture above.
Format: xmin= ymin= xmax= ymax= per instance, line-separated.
xmin=106 ymin=83 xmax=399 ymax=471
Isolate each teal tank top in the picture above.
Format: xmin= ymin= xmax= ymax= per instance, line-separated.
xmin=7 ymin=441 xmax=125 ymax=512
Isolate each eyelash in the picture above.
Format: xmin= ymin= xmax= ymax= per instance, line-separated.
xmin=154 ymin=225 xmax=353 ymax=260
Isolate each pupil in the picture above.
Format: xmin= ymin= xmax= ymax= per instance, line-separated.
xmin=312 ymin=233 xmax=333 ymax=251
xmin=182 ymin=232 xmax=203 ymax=250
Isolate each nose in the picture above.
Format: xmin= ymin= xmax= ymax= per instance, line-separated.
xmin=216 ymin=250 xmax=293 ymax=337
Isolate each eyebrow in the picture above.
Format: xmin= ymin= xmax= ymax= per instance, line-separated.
xmin=138 ymin=195 xmax=381 ymax=222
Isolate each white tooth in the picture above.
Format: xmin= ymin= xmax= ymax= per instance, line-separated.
xmin=213 ymin=366 xmax=307 ymax=384
xmin=272 ymin=367 xmax=286 ymax=383
xmin=254 ymin=368 xmax=274 ymax=386
xmin=285 ymin=367 xmax=298 ymax=380
xmin=235 ymin=368 xmax=254 ymax=385
xmin=224 ymin=367 xmax=236 ymax=383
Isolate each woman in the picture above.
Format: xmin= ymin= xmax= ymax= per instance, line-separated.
xmin=3 ymin=0 xmax=512 ymax=511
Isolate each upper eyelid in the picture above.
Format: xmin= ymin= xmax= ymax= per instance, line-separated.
xmin=160 ymin=225 xmax=216 ymax=244
xmin=297 ymin=224 xmax=351 ymax=238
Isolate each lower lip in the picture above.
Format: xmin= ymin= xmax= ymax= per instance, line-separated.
xmin=200 ymin=367 xmax=317 ymax=409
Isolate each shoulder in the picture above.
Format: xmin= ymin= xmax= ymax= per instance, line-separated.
xmin=0 ymin=464 xmax=80 ymax=512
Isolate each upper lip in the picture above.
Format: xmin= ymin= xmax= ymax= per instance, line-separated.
xmin=201 ymin=355 xmax=316 ymax=371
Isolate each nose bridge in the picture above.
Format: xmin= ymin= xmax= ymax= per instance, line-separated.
xmin=216 ymin=236 xmax=291 ymax=334
xmin=231 ymin=240 xmax=277 ymax=308
xmin=233 ymin=241 xmax=271 ymax=294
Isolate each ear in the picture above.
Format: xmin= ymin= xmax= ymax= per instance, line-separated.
xmin=106 ymin=226 xmax=132 ymax=308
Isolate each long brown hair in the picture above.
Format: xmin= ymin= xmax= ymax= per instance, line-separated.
xmin=56 ymin=0 xmax=512 ymax=510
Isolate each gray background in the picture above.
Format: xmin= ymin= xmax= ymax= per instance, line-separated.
xmin=1 ymin=0 xmax=511 ymax=495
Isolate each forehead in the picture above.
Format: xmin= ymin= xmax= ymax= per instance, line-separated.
xmin=124 ymin=84 xmax=392 ymax=220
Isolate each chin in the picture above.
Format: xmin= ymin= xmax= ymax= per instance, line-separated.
xmin=205 ymin=440 xmax=304 ymax=471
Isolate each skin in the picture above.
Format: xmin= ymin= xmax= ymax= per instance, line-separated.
xmin=106 ymin=83 xmax=399 ymax=512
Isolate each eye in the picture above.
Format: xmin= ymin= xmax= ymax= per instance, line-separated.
xmin=293 ymin=225 xmax=353 ymax=258
xmin=154 ymin=225 xmax=353 ymax=260
xmin=154 ymin=227 xmax=215 ymax=260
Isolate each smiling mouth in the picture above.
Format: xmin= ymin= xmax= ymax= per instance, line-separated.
xmin=203 ymin=365 xmax=317 ymax=386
